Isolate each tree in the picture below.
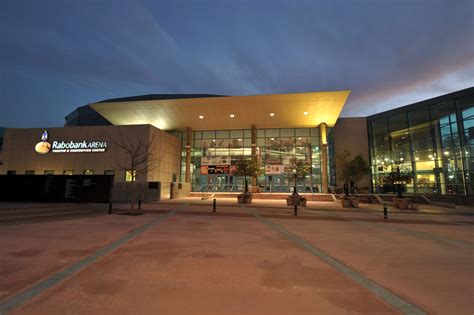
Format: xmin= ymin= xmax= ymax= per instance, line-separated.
xmin=285 ymin=157 xmax=312 ymax=195
xmin=336 ymin=150 xmax=370 ymax=196
xmin=112 ymin=134 xmax=158 ymax=213
xmin=233 ymin=156 xmax=259 ymax=193
xmin=386 ymin=164 xmax=413 ymax=198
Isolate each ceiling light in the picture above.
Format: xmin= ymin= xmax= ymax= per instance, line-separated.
xmin=298 ymin=137 xmax=302 ymax=140
xmin=271 ymin=138 xmax=275 ymax=141
xmin=212 ymin=139 xmax=216 ymax=142
xmin=238 ymin=139 xmax=242 ymax=141
xmin=199 ymin=115 xmax=204 ymax=119
xmin=269 ymin=113 xmax=275 ymax=117
xmin=229 ymin=114 xmax=235 ymax=118
xmin=303 ymin=112 xmax=308 ymax=115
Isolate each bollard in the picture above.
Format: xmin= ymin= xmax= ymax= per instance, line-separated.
xmin=383 ymin=203 xmax=388 ymax=219
xmin=294 ymin=204 xmax=298 ymax=216
xmin=138 ymin=199 xmax=142 ymax=210
xmin=108 ymin=202 xmax=112 ymax=215
xmin=213 ymin=198 xmax=216 ymax=212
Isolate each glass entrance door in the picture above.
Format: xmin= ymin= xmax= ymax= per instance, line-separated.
xmin=265 ymin=175 xmax=291 ymax=193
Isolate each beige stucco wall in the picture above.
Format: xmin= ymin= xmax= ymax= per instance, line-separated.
xmin=332 ymin=117 xmax=371 ymax=192
xmin=0 ymin=124 xmax=181 ymax=200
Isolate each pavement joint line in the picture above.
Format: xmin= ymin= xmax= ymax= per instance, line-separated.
xmin=305 ymin=207 xmax=474 ymax=250
xmin=0 ymin=206 xmax=184 ymax=315
xmin=241 ymin=205 xmax=427 ymax=315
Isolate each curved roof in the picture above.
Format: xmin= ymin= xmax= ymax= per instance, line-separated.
xmin=97 ymin=94 xmax=226 ymax=103
xmin=91 ymin=90 xmax=351 ymax=130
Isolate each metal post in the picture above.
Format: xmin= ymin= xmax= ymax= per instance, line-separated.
xmin=294 ymin=204 xmax=297 ymax=216
xmin=138 ymin=199 xmax=142 ymax=210
xmin=213 ymin=198 xmax=216 ymax=213
xmin=383 ymin=203 xmax=388 ymax=219
xmin=108 ymin=202 xmax=112 ymax=215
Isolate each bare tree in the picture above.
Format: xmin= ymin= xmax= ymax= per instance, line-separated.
xmin=112 ymin=133 xmax=158 ymax=213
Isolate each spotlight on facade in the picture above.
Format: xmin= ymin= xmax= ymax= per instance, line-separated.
xmin=199 ymin=115 xmax=204 ymax=119
xmin=229 ymin=114 xmax=235 ymax=118
xmin=270 ymin=113 xmax=275 ymax=116
xmin=303 ymin=112 xmax=308 ymax=115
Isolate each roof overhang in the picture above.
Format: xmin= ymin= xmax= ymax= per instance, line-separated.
xmin=90 ymin=90 xmax=350 ymax=130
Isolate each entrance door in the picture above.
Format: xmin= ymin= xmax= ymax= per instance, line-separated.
xmin=265 ymin=175 xmax=291 ymax=193
xmin=208 ymin=174 xmax=229 ymax=192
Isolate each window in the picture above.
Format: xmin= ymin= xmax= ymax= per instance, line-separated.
xmin=83 ymin=169 xmax=94 ymax=175
xmin=104 ymin=170 xmax=115 ymax=176
xmin=125 ymin=170 xmax=136 ymax=182
xmin=44 ymin=170 xmax=54 ymax=175
xmin=63 ymin=170 xmax=74 ymax=175
xmin=7 ymin=170 xmax=16 ymax=175
xmin=25 ymin=170 xmax=35 ymax=175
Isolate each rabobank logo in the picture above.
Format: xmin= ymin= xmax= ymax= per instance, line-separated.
xmin=34 ymin=130 xmax=107 ymax=154
xmin=35 ymin=130 xmax=52 ymax=154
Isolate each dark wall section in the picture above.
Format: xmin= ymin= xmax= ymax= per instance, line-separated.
xmin=65 ymin=105 xmax=112 ymax=126
xmin=0 ymin=175 xmax=114 ymax=203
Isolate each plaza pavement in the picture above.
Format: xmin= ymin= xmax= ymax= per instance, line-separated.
xmin=0 ymin=198 xmax=473 ymax=314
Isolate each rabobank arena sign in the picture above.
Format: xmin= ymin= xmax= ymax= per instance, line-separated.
xmin=35 ymin=130 xmax=107 ymax=154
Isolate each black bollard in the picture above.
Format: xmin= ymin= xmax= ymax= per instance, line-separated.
xmin=383 ymin=203 xmax=388 ymax=219
xmin=108 ymin=202 xmax=112 ymax=215
xmin=213 ymin=198 xmax=216 ymax=212
xmin=138 ymin=199 xmax=142 ymax=210
xmin=294 ymin=204 xmax=298 ymax=216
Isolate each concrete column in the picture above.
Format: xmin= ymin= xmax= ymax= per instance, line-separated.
xmin=320 ymin=123 xmax=328 ymax=193
xmin=251 ymin=125 xmax=257 ymax=192
xmin=185 ymin=127 xmax=192 ymax=183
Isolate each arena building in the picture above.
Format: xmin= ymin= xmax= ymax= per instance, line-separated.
xmin=0 ymin=87 xmax=472 ymax=201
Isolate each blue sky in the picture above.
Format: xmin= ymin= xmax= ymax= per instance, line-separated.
xmin=1 ymin=0 xmax=473 ymax=128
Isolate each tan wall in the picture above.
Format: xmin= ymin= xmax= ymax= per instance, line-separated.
xmin=332 ymin=117 xmax=371 ymax=191
xmin=0 ymin=125 xmax=180 ymax=200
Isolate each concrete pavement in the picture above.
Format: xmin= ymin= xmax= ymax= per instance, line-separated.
xmin=0 ymin=199 xmax=472 ymax=314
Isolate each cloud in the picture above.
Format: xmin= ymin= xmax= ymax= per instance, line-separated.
xmin=0 ymin=0 xmax=473 ymax=127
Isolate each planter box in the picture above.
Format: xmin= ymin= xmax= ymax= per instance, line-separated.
xmin=341 ymin=199 xmax=352 ymax=208
xmin=409 ymin=202 xmax=418 ymax=210
xmin=350 ymin=198 xmax=360 ymax=208
xmin=287 ymin=195 xmax=306 ymax=206
xmin=393 ymin=198 xmax=410 ymax=209
xmin=237 ymin=193 xmax=253 ymax=204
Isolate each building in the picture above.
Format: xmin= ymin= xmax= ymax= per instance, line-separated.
xmin=368 ymin=88 xmax=474 ymax=196
xmin=0 ymin=87 xmax=473 ymax=201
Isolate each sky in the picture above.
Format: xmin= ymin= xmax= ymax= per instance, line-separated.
xmin=0 ymin=0 xmax=473 ymax=128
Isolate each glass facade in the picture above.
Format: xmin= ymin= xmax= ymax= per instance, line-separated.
xmin=368 ymin=89 xmax=474 ymax=195
xmin=174 ymin=127 xmax=332 ymax=193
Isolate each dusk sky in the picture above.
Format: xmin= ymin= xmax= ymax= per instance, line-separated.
xmin=1 ymin=0 xmax=473 ymax=128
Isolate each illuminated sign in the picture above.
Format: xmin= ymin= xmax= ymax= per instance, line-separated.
xmin=35 ymin=130 xmax=107 ymax=154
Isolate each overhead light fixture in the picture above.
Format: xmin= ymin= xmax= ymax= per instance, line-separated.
xmin=229 ymin=114 xmax=235 ymax=118
xmin=238 ymin=138 xmax=242 ymax=141
xmin=199 ymin=115 xmax=204 ymax=119
xmin=271 ymin=138 xmax=275 ymax=141
xmin=303 ymin=112 xmax=308 ymax=115
xmin=298 ymin=137 xmax=302 ymax=140
xmin=269 ymin=113 xmax=275 ymax=117
xmin=212 ymin=139 xmax=216 ymax=142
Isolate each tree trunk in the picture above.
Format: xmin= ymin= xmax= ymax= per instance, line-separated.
xmin=293 ymin=174 xmax=297 ymax=195
xmin=397 ymin=184 xmax=403 ymax=198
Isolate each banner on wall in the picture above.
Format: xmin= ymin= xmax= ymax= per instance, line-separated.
xmin=201 ymin=156 xmax=231 ymax=166
xmin=200 ymin=165 xmax=230 ymax=175
xmin=265 ymin=165 xmax=286 ymax=175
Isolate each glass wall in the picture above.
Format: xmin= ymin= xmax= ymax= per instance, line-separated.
xmin=368 ymin=89 xmax=474 ymax=195
xmin=175 ymin=127 xmax=331 ymax=193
